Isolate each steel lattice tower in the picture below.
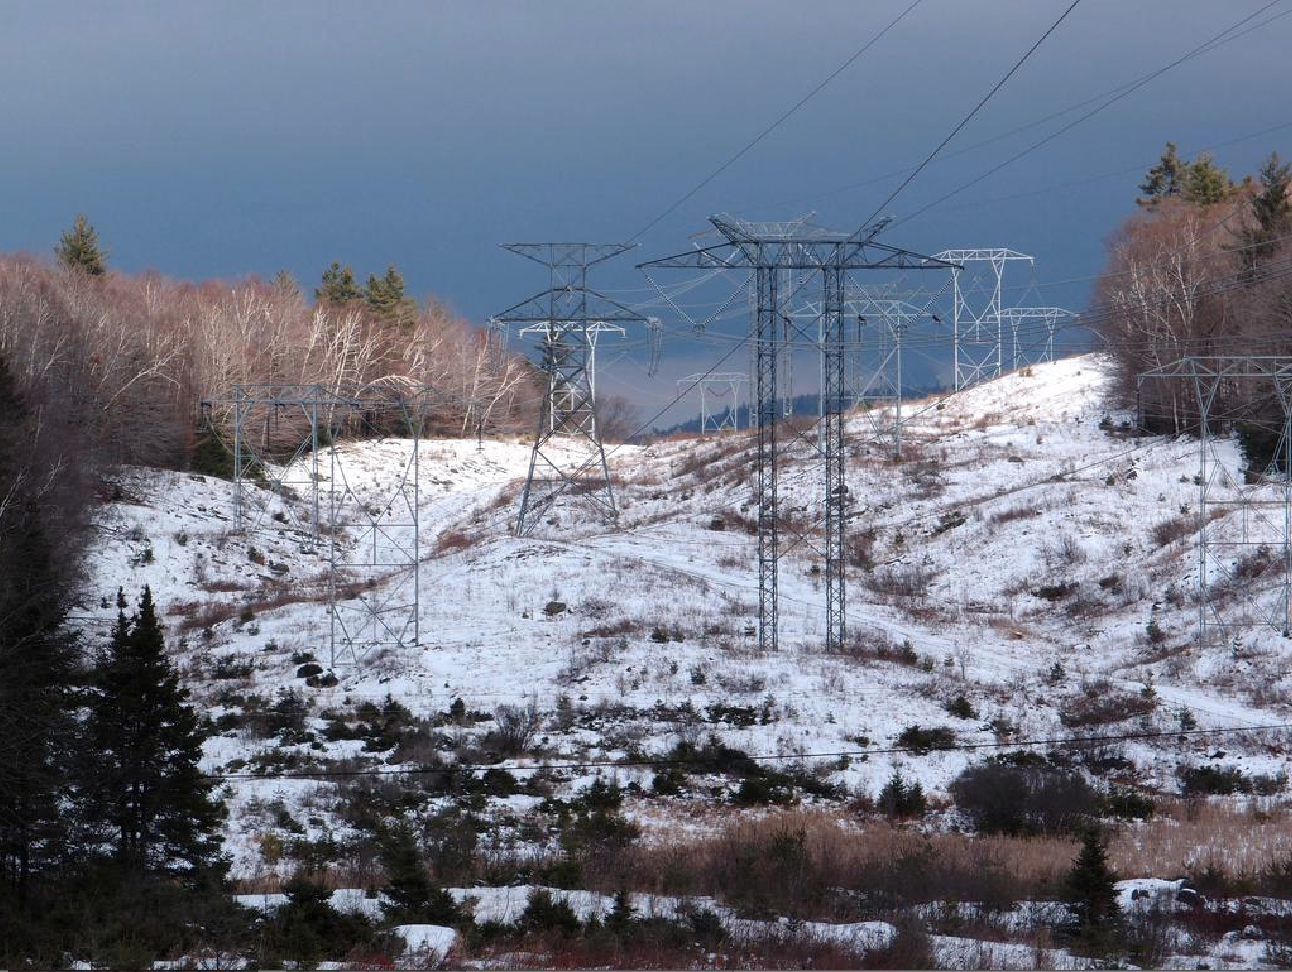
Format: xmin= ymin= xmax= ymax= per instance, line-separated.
xmin=996 ymin=306 xmax=1077 ymax=370
xmin=642 ymin=216 xmax=955 ymax=652
xmin=493 ymin=243 xmax=646 ymax=536
xmin=202 ymin=382 xmax=460 ymax=668
xmin=934 ymin=248 xmax=1033 ymax=390
xmin=678 ymin=372 xmax=746 ymax=433
xmin=1138 ymin=357 xmax=1292 ymax=651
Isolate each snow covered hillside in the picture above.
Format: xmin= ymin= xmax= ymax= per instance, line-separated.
xmin=81 ymin=352 xmax=1292 ymax=881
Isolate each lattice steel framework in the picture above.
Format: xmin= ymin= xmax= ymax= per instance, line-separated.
xmin=996 ymin=306 xmax=1077 ymax=371
xmin=1138 ymin=357 xmax=1292 ymax=651
xmin=641 ymin=215 xmax=955 ymax=653
xmin=202 ymin=383 xmax=457 ymax=668
xmin=802 ymin=289 xmax=935 ymax=459
xmin=493 ymin=243 xmax=649 ymax=536
xmin=934 ymin=248 xmax=1033 ymax=390
xmin=679 ymin=372 xmax=746 ymax=433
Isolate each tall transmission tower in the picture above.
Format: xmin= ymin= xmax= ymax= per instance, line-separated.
xmin=1138 ymin=357 xmax=1292 ymax=652
xmin=802 ymin=288 xmax=934 ymax=459
xmin=850 ymin=293 xmax=925 ymax=459
xmin=996 ymin=306 xmax=1077 ymax=370
xmin=492 ymin=243 xmax=649 ymax=536
xmin=933 ymin=248 xmax=1033 ymax=391
xmin=202 ymin=382 xmax=459 ymax=668
xmin=679 ymin=372 xmax=747 ymax=433
xmin=641 ymin=216 xmax=955 ymax=653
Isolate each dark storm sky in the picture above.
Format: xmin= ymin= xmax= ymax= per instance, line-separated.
xmin=1 ymin=1 xmax=1288 ymax=418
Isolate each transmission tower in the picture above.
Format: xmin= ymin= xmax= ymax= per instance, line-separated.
xmin=995 ymin=306 xmax=1077 ymax=371
xmin=933 ymin=248 xmax=1033 ymax=391
xmin=203 ymin=382 xmax=460 ymax=668
xmin=1138 ymin=357 xmax=1292 ymax=653
xmin=641 ymin=215 xmax=955 ymax=653
xmin=679 ymin=372 xmax=746 ymax=433
xmin=802 ymin=288 xmax=935 ymax=459
xmin=493 ymin=243 xmax=648 ymax=536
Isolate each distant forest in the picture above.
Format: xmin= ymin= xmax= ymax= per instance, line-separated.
xmin=657 ymin=385 xmax=947 ymax=436
xmin=1095 ymin=145 xmax=1292 ymax=444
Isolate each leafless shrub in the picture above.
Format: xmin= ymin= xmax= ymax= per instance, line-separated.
xmin=988 ymin=505 xmax=1040 ymax=527
xmin=433 ymin=529 xmax=473 ymax=555
xmin=491 ymin=700 xmax=541 ymax=756
xmin=1151 ymin=513 xmax=1197 ymax=547
xmin=867 ymin=561 xmax=935 ymax=600
xmin=1041 ymin=531 xmax=1086 ymax=571
xmin=1060 ymin=679 xmax=1157 ymax=727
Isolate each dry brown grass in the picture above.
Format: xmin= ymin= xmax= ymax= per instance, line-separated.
xmin=1110 ymin=798 xmax=1292 ymax=880
xmin=614 ymin=810 xmax=1075 ymax=910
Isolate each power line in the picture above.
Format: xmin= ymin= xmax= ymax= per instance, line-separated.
xmin=630 ymin=0 xmax=924 ymax=240
xmin=737 ymin=6 xmax=1291 ymax=215
xmin=860 ymin=0 xmax=1084 ymax=228
xmin=892 ymin=0 xmax=1288 ymax=229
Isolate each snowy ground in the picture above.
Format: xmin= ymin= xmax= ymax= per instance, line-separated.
xmin=76 ymin=352 xmax=1292 ymax=966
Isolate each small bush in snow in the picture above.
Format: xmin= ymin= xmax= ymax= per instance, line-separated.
xmin=1060 ymin=680 xmax=1157 ymax=727
xmin=895 ymin=725 xmax=956 ymax=753
xmin=945 ymin=694 xmax=977 ymax=720
xmin=490 ymin=701 xmax=540 ymax=756
xmin=877 ymin=770 xmax=927 ymax=819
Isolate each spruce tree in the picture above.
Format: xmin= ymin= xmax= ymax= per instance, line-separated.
xmin=272 ymin=268 xmax=301 ymax=299
xmin=1061 ymin=828 xmax=1120 ymax=938
xmin=378 ymin=823 xmax=461 ymax=924
xmin=88 ymin=587 xmax=223 ymax=875
xmin=315 ymin=261 xmax=362 ymax=304
xmin=1138 ymin=142 xmax=1185 ymax=206
xmin=1243 ymin=152 xmax=1292 ymax=266
xmin=0 ymin=355 xmax=79 ymax=905
xmin=54 ymin=214 xmax=107 ymax=275
xmin=365 ymin=264 xmax=416 ymax=329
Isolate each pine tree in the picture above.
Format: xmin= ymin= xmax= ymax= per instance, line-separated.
xmin=87 ymin=587 xmax=224 ymax=875
xmin=54 ymin=214 xmax=107 ymax=275
xmin=271 ymin=269 xmax=301 ymax=299
xmin=1138 ymin=142 xmax=1185 ymax=206
xmin=1183 ymin=153 xmax=1232 ymax=205
xmin=0 ymin=355 xmax=79 ymax=905
xmin=315 ymin=261 xmax=362 ymax=304
xmin=364 ymin=264 xmax=416 ymax=329
xmin=1061 ymin=828 xmax=1120 ymax=934
xmin=1243 ymin=152 xmax=1292 ymax=266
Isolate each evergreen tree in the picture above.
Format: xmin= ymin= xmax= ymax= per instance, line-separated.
xmin=0 ymin=356 xmax=79 ymax=904
xmin=315 ymin=261 xmax=362 ymax=304
xmin=190 ymin=430 xmax=235 ymax=480
xmin=877 ymin=769 xmax=927 ymax=819
xmin=54 ymin=214 xmax=107 ymax=275
xmin=1138 ymin=142 xmax=1185 ymax=206
xmin=378 ymin=823 xmax=462 ymax=924
xmin=1061 ymin=828 xmax=1120 ymax=937
xmin=364 ymin=264 xmax=416 ymax=329
xmin=1243 ymin=152 xmax=1292 ymax=265
xmin=606 ymin=888 xmax=635 ymax=936
xmin=271 ymin=268 xmax=301 ymax=299
xmin=1183 ymin=152 xmax=1232 ymax=205
xmin=87 ymin=587 xmax=224 ymax=875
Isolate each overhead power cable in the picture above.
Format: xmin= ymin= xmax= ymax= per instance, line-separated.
xmin=859 ymin=0 xmax=1084 ymax=228
xmin=892 ymin=0 xmax=1288 ymax=228
xmin=742 ymin=6 xmax=1290 ymax=214
xmin=630 ymin=0 xmax=924 ymax=240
